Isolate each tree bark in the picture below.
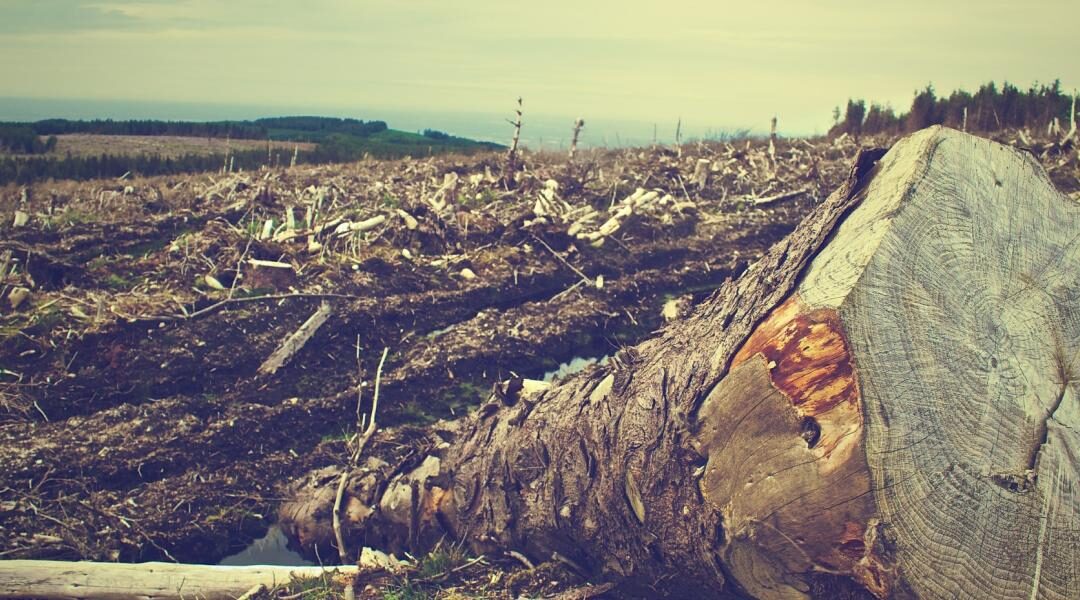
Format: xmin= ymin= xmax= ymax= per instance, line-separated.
xmin=281 ymin=126 xmax=1079 ymax=598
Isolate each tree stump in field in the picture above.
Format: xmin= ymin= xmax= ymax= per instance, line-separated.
xmin=281 ymin=126 xmax=1079 ymax=599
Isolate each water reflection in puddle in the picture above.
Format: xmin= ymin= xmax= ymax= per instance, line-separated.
xmin=218 ymin=525 xmax=314 ymax=566
xmin=542 ymin=355 xmax=610 ymax=382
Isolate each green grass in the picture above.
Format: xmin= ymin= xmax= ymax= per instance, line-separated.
xmin=103 ymin=273 xmax=133 ymax=291
xmin=381 ymin=581 xmax=431 ymax=600
xmin=417 ymin=546 xmax=469 ymax=579
xmin=379 ymin=190 xmax=401 ymax=209
xmin=312 ymin=130 xmax=500 ymax=162
xmin=277 ymin=571 xmax=344 ymax=600
xmin=462 ymin=188 xmax=499 ymax=209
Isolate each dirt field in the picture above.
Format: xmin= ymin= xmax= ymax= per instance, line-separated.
xmin=0 ymin=130 xmax=1075 ymax=596
xmin=4 ymin=133 xmax=315 ymax=158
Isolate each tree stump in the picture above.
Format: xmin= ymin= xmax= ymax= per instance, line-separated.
xmin=281 ymin=126 xmax=1079 ymax=599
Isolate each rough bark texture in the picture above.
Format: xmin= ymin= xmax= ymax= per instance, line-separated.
xmin=283 ymin=127 xmax=1079 ymax=598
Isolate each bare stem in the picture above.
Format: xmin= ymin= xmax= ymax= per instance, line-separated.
xmin=504 ymin=98 xmax=523 ymax=188
xmin=569 ymin=118 xmax=585 ymax=162
xmin=333 ymin=346 xmax=390 ymax=564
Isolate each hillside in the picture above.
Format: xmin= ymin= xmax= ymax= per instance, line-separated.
xmin=0 ymin=117 xmax=503 ymax=185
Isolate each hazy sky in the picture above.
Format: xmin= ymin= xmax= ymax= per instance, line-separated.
xmin=1 ymin=0 xmax=1077 ymax=135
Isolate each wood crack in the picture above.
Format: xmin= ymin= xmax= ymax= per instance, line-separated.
xmin=1026 ymin=379 xmax=1069 ymax=473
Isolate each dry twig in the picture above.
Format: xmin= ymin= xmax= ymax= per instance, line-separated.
xmin=332 ymin=346 xmax=389 ymax=564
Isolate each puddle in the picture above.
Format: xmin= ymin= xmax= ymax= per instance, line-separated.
xmin=542 ymin=355 xmax=610 ymax=382
xmin=218 ymin=525 xmax=314 ymax=566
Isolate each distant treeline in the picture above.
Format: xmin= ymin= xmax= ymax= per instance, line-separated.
xmin=0 ymin=125 xmax=58 ymax=154
xmin=0 ymin=149 xmax=272 ymax=185
xmin=0 ymin=129 xmax=502 ymax=185
xmin=832 ymin=80 xmax=1076 ymax=137
xmin=0 ymin=116 xmax=391 ymax=154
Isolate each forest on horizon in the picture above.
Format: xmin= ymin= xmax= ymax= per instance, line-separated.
xmin=831 ymin=79 xmax=1076 ymax=138
xmin=0 ymin=79 xmax=1075 ymax=186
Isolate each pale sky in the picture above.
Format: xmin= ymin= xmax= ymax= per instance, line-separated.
xmin=0 ymin=0 xmax=1077 ymax=136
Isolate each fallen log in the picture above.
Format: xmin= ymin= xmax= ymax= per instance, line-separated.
xmin=258 ymin=302 xmax=334 ymax=377
xmin=281 ymin=126 xmax=1079 ymax=598
xmin=0 ymin=560 xmax=358 ymax=600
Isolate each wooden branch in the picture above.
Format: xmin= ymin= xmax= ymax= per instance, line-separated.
xmin=257 ymin=302 xmax=333 ymax=377
xmin=138 ymin=292 xmax=358 ymax=323
xmin=0 ymin=560 xmax=358 ymax=600
xmin=530 ymin=234 xmax=593 ymax=287
xmin=751 ymin=186 xmax=810 ymax=206
xmin=333 ymin=347 xmax=388 ymax=564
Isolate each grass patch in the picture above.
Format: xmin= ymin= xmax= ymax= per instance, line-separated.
xmin=417 ymin=546 xmax=470 ymax=580
xmin=380 ymin=191 xmax=401 ymax=209
xmin=381 ymin=580 xmax=431 ymax=600
xmin=103 ymin=273 xmax=133 ymax=291
xmin=276 ymin=570 xmax=347 ymax=600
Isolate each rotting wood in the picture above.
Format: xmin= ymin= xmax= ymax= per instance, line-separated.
xmin=257 ymin=302 xmax=334 ymax=377
xmin=0 ymin=560 xmax=359 ymax=600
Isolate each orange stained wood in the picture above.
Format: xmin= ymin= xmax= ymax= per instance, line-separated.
xmin=732 ymin=293 xmax=863 ymax=465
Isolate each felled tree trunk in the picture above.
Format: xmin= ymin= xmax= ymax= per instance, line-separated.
xmin=281 ymin=127 xmax=1079 ymax=599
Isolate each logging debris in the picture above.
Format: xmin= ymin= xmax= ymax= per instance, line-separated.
xmin=257 ymin=302 xmax=334 ymax=377
xmin=0 ymin=126 xmax=1075 ymax=599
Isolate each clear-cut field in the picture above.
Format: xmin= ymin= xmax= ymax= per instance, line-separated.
xmin=0 ymin=129 xmax=1076 ymax=598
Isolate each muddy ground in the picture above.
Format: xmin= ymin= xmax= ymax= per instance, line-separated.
xmin=0 ymin=130 xmax=1076 ymax=595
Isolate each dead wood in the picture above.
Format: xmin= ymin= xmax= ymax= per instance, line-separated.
xmin=3 ymin=123 xmax=1076 ymax=599
xmin=280 ymin=128 xmax=1080 ymax=598
xmin=258 ymin=302 xmax=334 ymax=377
xmin=0 ymin=560 xmax=358 ymax=600
xmin=504 ymin=98 xmax=524 ymax=188
xmin=752 ymin=186 xmax=812 ymax=206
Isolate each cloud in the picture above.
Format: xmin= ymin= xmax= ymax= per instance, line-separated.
xmin=0 ymin=0 xmax=1076 ymax=134
xmin=0 ymin=0 xmax=144 ymax=33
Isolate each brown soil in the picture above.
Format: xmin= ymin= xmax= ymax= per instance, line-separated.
xmin=0 ymin=129 xmax=1075 ymax=586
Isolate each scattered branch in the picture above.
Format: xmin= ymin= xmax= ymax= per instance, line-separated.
xmin=136 ymin=292 xmax=361 ymax=323
xmin=530 ymin=234 xmax=593 ymax=287
xmin=257 ymin=302 xmax=334 ymax=377
xmin=752 ymin=186 xmax=811 ymax=206
xmin=333 ymin=346 xmax=389 ymax=564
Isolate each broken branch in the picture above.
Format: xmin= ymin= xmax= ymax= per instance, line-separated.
xmin=257 ymin=302 xmax=334 ymax=377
